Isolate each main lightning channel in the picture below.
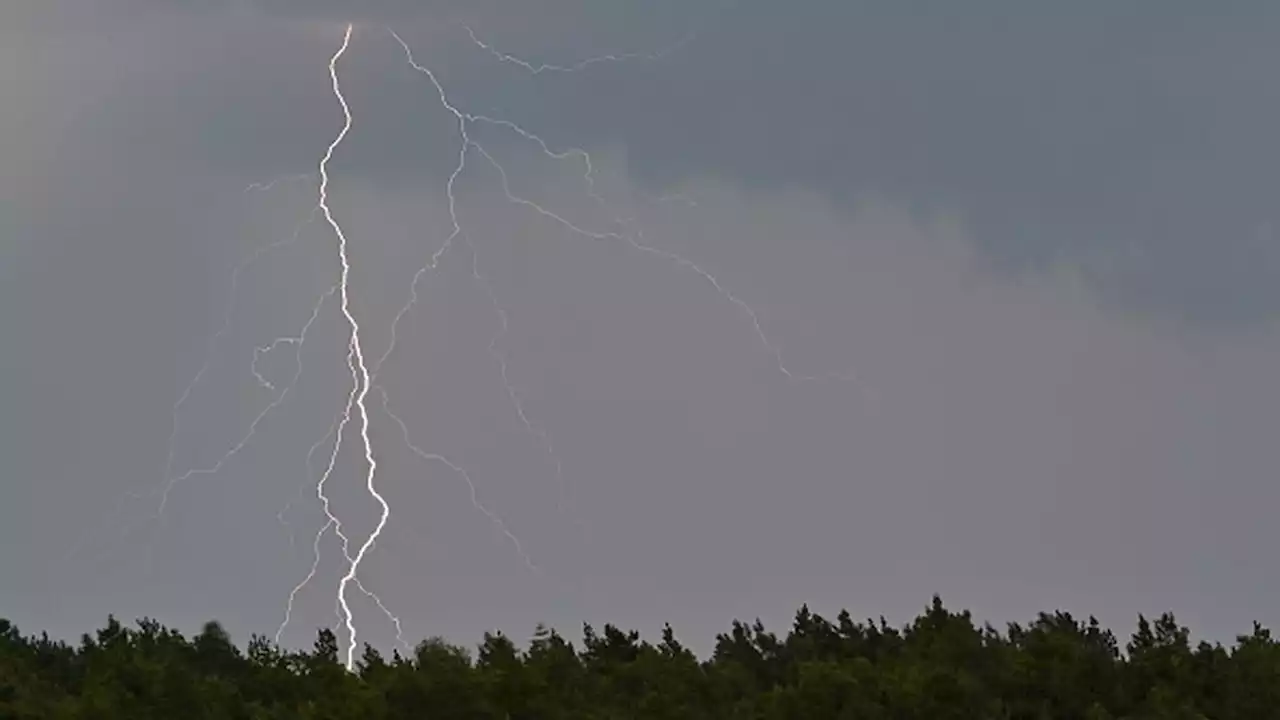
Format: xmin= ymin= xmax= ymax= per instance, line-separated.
xmin=317 ymin=23 xmax=394 ymax=671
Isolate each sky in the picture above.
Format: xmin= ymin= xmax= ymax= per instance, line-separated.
xmin=2 ymin=1 xmax=1279 ymax=660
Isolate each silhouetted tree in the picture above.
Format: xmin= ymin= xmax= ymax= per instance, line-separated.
xmin=2 ymin=597 xmax=1278 ymax=719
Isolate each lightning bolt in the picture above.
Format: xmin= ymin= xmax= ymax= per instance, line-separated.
xmin=312 ymin=23 xmax=401 ymax=671
xmin=81 ymin=12 xmax=850 ymax=674
xmin=318 ymin=24 xmax=851 ymax=667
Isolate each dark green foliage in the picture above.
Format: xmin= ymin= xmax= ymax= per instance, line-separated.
xmin=1 ymin=597 xmax=1277 ymax=719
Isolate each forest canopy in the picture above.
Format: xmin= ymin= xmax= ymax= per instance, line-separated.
xmin=2 ymin=596 xmax=1278 ymax=719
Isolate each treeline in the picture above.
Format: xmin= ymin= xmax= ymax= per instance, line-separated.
xmin=2 ymin=597 xmax=1279 ymax=719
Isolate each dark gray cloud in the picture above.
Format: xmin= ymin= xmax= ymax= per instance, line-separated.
xmin=507 ymin=1 xmax=1280 ymax=329
xmin=2 ymin=0 xmax=1278 ymax=660
xmin=52 ymin=0 xmax=1280 ymax=328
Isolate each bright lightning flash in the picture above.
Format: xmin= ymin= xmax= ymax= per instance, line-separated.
xmin=312 ymin=24 xmax=399 ymax=670
xmin=95 ymin=14 xmax=851 ymax=674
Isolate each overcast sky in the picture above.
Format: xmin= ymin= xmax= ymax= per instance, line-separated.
xmin=3 ymin=1 xmax=1279 ymax=658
